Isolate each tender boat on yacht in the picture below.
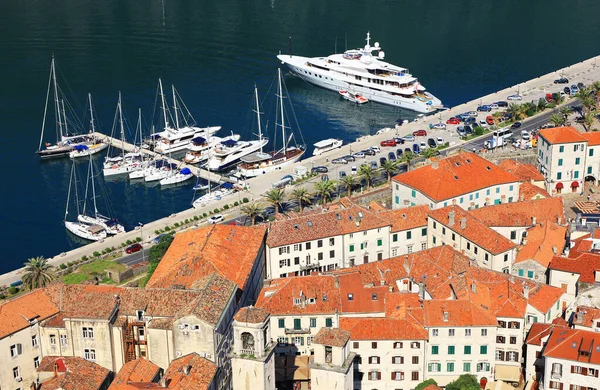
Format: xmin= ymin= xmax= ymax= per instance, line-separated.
xmin=339 ymin=90 xmax=369 ymax=104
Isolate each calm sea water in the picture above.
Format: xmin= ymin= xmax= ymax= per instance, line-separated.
xmin=0 ymin=0 xmax=599 ymax=273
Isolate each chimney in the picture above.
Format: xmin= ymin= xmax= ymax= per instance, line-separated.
xmin=183 ymin=365 xmax=192 ymax=375
xmin=552 ymin=246 xmax=558 ymax=255
xmin=523 ymin=285 xmax=530 ymax=299
xmin=334 ymin=276 xmax=339 ymax=288
xmin=557 ymin=217 xmax=562 ymax=225
xmin=452 ymin=199 xmax=457 ymax=205
xmin=460 ymin=218 xmax=467 ymax=229
xmin=577 ymin=310 xmax=584 ymax=323
xmin=522 ymin=237 xmax=528 ymax=246
xmin=443 ymin=310 xmax=449 ymax=322
xmin=532 ymin=216 xmax=537 ymax=226
xmin=403 ymin=255 xmax=411 ymax=275
xmin=53 ymin=362 xmax=59 ymax=378
xmin=431 ymin=159 xmax=439 ymax=169
xmin=520 ymin=194 xmax=524 ymax=201
xmin=160 ymin=377 xmax=167 ymax=388
xmin=448 ymin=211 xmax=455 ymax=227
xmin=388 ymin=285 xmax=394 ymax=293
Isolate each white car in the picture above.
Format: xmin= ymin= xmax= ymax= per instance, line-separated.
xmin=490 ymin=103 xmax=499 ymax=109
xmin=208 ymin=215 xmax=224 ymax=224
xmin=467 ymin=111 xmax=478 ymax=117
xmin=350 ymin=166 xmax=358 ymax=175
xmin=419 ymin=141 xmax=427 ymax=149
xmin=369 ymin=146 xmax=381 ymax=153
xmin=521 ymin=130 xmax=531 ymax=140
xmin=507 ymin=94 xmax=522 ymax=101
xmin=431 ymin=122 xmax=446 ymax=130
xmin=436 ymin=137 xmax=444 ymax=144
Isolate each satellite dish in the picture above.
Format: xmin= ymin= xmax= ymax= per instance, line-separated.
xmin=374 ymin=42 xmax=380 ymax=48
xmin=378 ymin=51 xmax=385 ymax=59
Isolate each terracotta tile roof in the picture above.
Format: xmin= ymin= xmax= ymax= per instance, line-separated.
xmin=469 ymin=198 xmax=565 ymax=228
xmin=340 ymin=316 xmax=428 ymax=341
xmin=519 ymin=182 xmax=551 ymax=200
xmin=569 ymin=234 xmax=594 ymax=255
xmin=109 ymin=358 xmax=161 ymax=390
xmin=392 ymin=152 xmax=520 ymax=202
xmin=234 ymin=306 xmax=269 ymax=324
xmin=582 ymin=131 xmax=600 ymax=146
xmin=515 ymin=222 xmax=567 ymax=267
xmin=429 ymin=205 xmax=517 ymax=254
xmin=147 ymin=224 xmax=266 ymax=292
xmin=538 ymin=126 xmax=586 ymax=144
xmin=378 ymin=204 xmax=429 ymax=232
xmin=38 ymin=356 xmax=111 ymax=390
xmin=423 ymin=385 xmax=443 ymax=390
xmin=160 ymin=353 xmax=217 ymax=390
xmin=423 ymin=300 xmax=498 ymax=327
xmin=549 ymin=253 xmax=600 ymax=284
xmin=0 ymin=289 xmax=59 ymax=339
xmin=368 ymin=201 xmax=386 ymax=211
xmin=498 ymin=160 xmax=545 ymax=182
xmin=525 ymin=318 xmax=568 ymax=345
xmin=266 ymin=204 xmax=391 ymax=247
xmin=572 ymin=306 xmax=600 ymax=328
xmin=313 ymin=327 xmax=351 ymax=347
xmin=543 ymin=328 xmax=600 ymax=364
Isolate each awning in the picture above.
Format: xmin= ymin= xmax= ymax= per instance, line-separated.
xmin=494 ymin=364 xmax=521 ymax=383
xmin=555 ymin=182 xmax=564 ymax=190
xmin=571 ymin=181 xmax=580 ymax=188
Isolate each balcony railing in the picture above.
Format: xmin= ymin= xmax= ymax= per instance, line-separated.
xmin=285 ymin=328 xmax=310 ymax=335
xmin=300 ymin=262 xmax=320 ymax=271
xmin=239 ymin=348 xmax=255 ymax=356
xmin=551 ymin=371 xmax=562 ymax=379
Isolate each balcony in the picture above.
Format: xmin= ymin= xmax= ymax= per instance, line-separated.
xmin=300 ymin=262 xmax=320 ymax=271
xmin=285 ymin=328 xmax=310 ymax=335
xmin=551 ymin=371 xmax=562 ymax=379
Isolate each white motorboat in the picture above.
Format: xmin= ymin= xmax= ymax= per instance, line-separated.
xmin=278 ymin=32 xmax=443 ymax=113
xmin=238 ymin=70 xmax=305 ymax=178
xmin=313 ymin=138 xmax=343 ymax=156
xmin=151 ymin=80 xmax=221 ymax=154
xmin=183 ymin=134 xmax=241 ymax=164
xmin=339 ymin=90 xmax=369 ymax=104
xmin=159 ymin=167 xmax=195 ymax=186
xmin=206 ymin=138 xmax=269 ymax=171
xmin=192 ymin=183 xmax=235 ymax=208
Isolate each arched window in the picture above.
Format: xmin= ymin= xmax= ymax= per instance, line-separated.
xmin=241 ymin=332 xmax=255 ymax=351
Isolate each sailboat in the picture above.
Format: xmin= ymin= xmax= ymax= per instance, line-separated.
xmin=77 ymin=156 xmax=125 ymax=235
xmin=37 ymin=56 xmax=95 ymax=158
xmin=238 ymin=69 xmax=305 ymax=177
xmin=151 ymin=80 xmax=221 ymax=154
xmin=69 ymin=94 xmax=108 ymax=158
xmin=159 ymin=167 xmax=194 ymax=186
xmin=102 ymin=92 xmax=142 ymax=177
xmin=127 ymin=109 xmax=152 ymax=179
xmin=64 ymin=162 xmax=107 ymax=241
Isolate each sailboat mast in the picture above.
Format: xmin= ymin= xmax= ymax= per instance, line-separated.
xmin=137 ymin=108 xmax=143 ymax=162
xmin=88 ymin=93 xmax=96 ymax=134
xmin=53 ymin=58 xmax=65 ymax=141
xmin=118 ymin=92 xmax=125 ymax=158
xmin=82 ymin=158 xmax=91 ymax=216
xmin=90 ymin=156 xmax=99 ymax=217
xmin=39 ymin=57 xmax=54 ymax=150
xmin=65 ymin=163 xmax=74 ymax=220
xmin=172 ymin=85 xmax=180 ymax=130
xmin=278 ymin=68 xmax=286 ymax=156
xmin=159 ymin=79 xmax=169 ymax=129
xmin=61 ymin=99 xmax=69 ymax=137
xmin=253 ymin=85 xmax=263 ymax=153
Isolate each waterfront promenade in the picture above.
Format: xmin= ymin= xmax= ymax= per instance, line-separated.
xmin=1 ymin=54 xmax=600 ymax=288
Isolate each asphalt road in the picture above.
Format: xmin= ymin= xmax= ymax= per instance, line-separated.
xmin=117 ymin=248 xmax=150 ymax=266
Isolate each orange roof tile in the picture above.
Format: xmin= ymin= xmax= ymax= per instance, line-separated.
xmin=515 ymin=222 xmax=567 ymax=267
xmin=38 ymin=356 xmax=111 ymax=390
xmin=340 ymin=316 xmax=428 ymax=340
xmin=160 ymin=353 xmax=217 ymax=390
xmin=519 ymin=182 xmax=551 ymax=200
xmin=498 ymin=160 xmax=545 ymax=182
xmin=429 ymin=205 xmax=517 ymax=254
xmin=525 ymin=318 xmax=568 ymax=346
xmin=234 ymin=306 xmax=269 ymax=324
xmin=568 ymin=233 xmax=594 ymax=255
xmin=423 ymin=300 xmax=498 ymax=327
xmin=582 ymin=131 xmax=600 ymax=146
xmin=543 ymin=328 xmax=600 ymax=364
xmin=549 ymin=253 xmax=600 ymax=284
xmin=392 ymin=152 xmax=520 ymax=202
xmin=313 ymin=328 xmax=351 ymax=347
xmin=378 ymin=204 xmax=429 ymax=233
xmin=538 ymin=126 xmax=586 ymax=144
xmin=0 ymin=289 xmax=59 ymax=339
xmin=469 ymin=198 xmax=565 ymax=227
xmin=109 ymin=358 xmax=161 ymax=390
xmin=147 ymin=224 xmax=266 ymax=291
xmin=572 ymin=306 xmax=600 ymax=328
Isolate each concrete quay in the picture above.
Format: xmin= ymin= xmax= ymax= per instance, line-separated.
xmin=2 ymin=54 xmax=600 ymax=288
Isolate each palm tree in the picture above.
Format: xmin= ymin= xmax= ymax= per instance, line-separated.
xmin=22 ymin=256 xmax=54 ymax=290
xmin=358 ymin=164 xmax=376 ymax=191
xmin=549 ymin=114 xmax=566 ymax=127
xmin=340 ymin=174 xmax=357 ymax=197
xmin=537 ymin=98 xmax=547 ymax=112
xmin=241 ymin=201 xmax=264 ymax=225
xmin=421 ymin=148 xmax=439 ymax=160
xmin=399 ymin=151 xmax=417 ymax=172
xmin=584 ymin=112 xmax=595 ymax=131
xmin=576 ymin=89 xmax=595 ymax=117
xmin=262 ymin=188 xmax=285 ymax=218
xmin=381 ymin=159 xmax=400 ymax=183
xmin=508 ymin=103 xmax=522 ymax=121
xmin=314 ymin=180 xmax=336 ymax=205
xmin=290 ymin=188 xmax=312 ymax=213
xmin=559 ymin=106 xmax=572 ymax=118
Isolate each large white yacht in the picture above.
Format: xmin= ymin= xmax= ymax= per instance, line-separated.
xmin=206 ymin=137 xmax=269 ymax=171
xmin=278 ymin=33 xmax=443 ymax=114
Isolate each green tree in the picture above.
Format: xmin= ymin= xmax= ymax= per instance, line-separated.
xmin=473 ymin=126 xmax=484 ymax=136
xmin=22 ymin=256 xmax=54 ymax=290
xmin=421 ymin=148 xmax=439 ymax=160
xmin=584 ymin=112 xmax=595 ymax=131
xmin=559 ymin=106 xmax=572 ymax=117
xmin=358 ymin=164 xmax=376 ymax=191
xmin=576 ymin=89 xmax=596 ymax=116
xmin=549 ymin=113 xmax=566 ymax=127
xmin=262 ymin=188 xmax=286 ymax=218
xmin=241 ymin=201 xmax=264 ymax=225
xmin=537 ymin=98 xmax=548 ymax=111
xmin=445 ymin=374 xmax=480 ymax=390
xmin=399 ymin=151 xmax=417 ymax=172
xmin=381 ymin=159 xmax=400 ymax=183
xmin=314 ymin=180 xmax=337 ymax=205
xmin=290 ymin=188 xmax=312 ymax=213
xmin=340 ymin=174 xmax=357 ymax=197
xmin=415 ymin=379 xmax=438 ymax=390
xmin=507 ymin=103 xmax=522 ymax=121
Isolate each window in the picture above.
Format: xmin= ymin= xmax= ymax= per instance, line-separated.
xmin=329 ymin=238 xmax=335 ymax=246
xmin=368 ymin=371 xmax=381 ymax=380
xmin=448 ymin=346 xmax=455 ymax=355
xmin=410 ymin=342 xmax=420 ymax=349
xmin=84 ymin=349 xmax=96 ymax=361
xmin=13 ymin=366 xmax=20 ymax=379
xmin=329 ymin=250 xmax=335 ymax=258
xmin=407 ymin=245 xmax=413 ymax=254
xmin=588 ymin=166 xmax=593 ymax=175
xmin=293 ymin=318 xmax=301 ymax=330
xmin=368 ymin=356 xmax=380 ymax=364
xmin=277 ymin=337 xmax=288 ymax=346
xmin=306 ymin=242 xmax=311 ymax=250
xmin=411 ymin=189 xmax=416 ymax=198
xmin=279 ymin=259 xmax=289 ymax=268
xmin=422 ymin=228 xmax=427 ymax=236
xmin=558 ymin=158 xmax=563 ymax=166
xmin=527 ymin=270 xmax=534 ymax=278
xmin=392 ymin=371 xmax=404 ymax=380
xmin=317 ymin=252 xmax=323 ymax=260
xmin=518 ymin=269 xmax=524 ymax=277
xmin=325 ymin=318 xmax=333 ymax=327
xmin=510 ymin=231 xmax=517 ymax=240
xmin=278 ymin=319 xmax=285 ymax=328
xmin=497 ymin=336 xmax=506 ymax=343
xmin=279 ymin=246 xmax=290 ymax=255
xmin=591 ymin=148 xmax=595 ymax=157
xmin=421 ymin=242 xmax=427 ymax=250
xmin=442 ymin=227 xmax=446 ymax=235
xmin=293 ymin=243 xmax=302 ymax=251
xmin=504 ymin=254 xmax=509 ymax=262
xmin=481 ymin=329 xmax=488 ymax=336
xmin=406 ymin=231 xmax=412 ymax=240
xmin=433 ymin=221 xmax=437 ymax=229
xmin=477 ymin=362 xmax=490 ymax=372
xmin=463 ymin=362 xmax=471 ymax=372
xmin=431 ymin=345 xmax=439 ymax=355
xmin=310 ymin=318 xmax=317 ymax=328
xmin=496 ymin=350 xmax=505 ymax=361
xmin=372 ymin=342 xmax=378 ymax=349
xmin=10 ymin=344 xmax=22 ymax=358
xmin=292 ymin=336 xmax=304 ymax=346
xmin=50 ymin=334 xmax=56 ymax=345
xmin=60 ymin=335 xmax=68 ymax=346
xmin=575 ymin=170 xmax=579 ymax=179
xmin=294 ymin=257 xmax=300 ymax=265
xmin=392 ymin=356 xmax=404 ymax=364
xmin=392 ymin=234 xmax=398 ymax=242
xmin=551 ymin=363 xmax=562 ymax=377
xmin=428 ymin=363 xmax=441 ymax=372
xmin=307 ymin=336 xmax=314 ymax=345
xmin=34 ymin=356 xmax=40 ymax=368
xmin=559 ymin=145 xmax=564 ymax=153
xmin=510 ymin=336 xmax=517 ymax=344
xmin=412 ymin=356 xmax=419 ymax=364
xmin=480 ymin=345 xmax=488 ymax=354
xmin=496 ymin=187 xmax=500 ymax=194
xmin=576 ymin=157 xmax=581 ymax=165
xmin=353 ymin=341 xmax=359 ymax=349
xmin=349 ymin=244 xmax=354 ymax=252
xmin=509 ymin=321 xmax=520 ymax=329
xmin=32 ymin=335 xmax=38 ymax=348
xmin=557 ymin=172 xmax=562 ymax=180
xmin=448 ymin=329 xmax=455 ymax=336
xmin=486 ymin=189 xmax=491 ymax=196
xmin=393 ymin=342 xmax=403 ymax=349
xmin=464 ymin=345 xmax=471 ymax=355
xmin=411 ymin=371 xmax=419 ymax=381
xmin=317 ymin=240 xmax=323 ymax=248
xmin=447 ymin=362 xmax=455 ymax=372
xmin=507 ymin=351 xmax=518 ymax=362
xmin=432 ymin=329 xmax=439 ymax=336
xmin=465 ymin=329 xmax=471 ymax=336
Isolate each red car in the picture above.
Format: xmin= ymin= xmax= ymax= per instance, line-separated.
xmin=413 ymin=129 xmax=427 ymax=137
xmin=125 ymin=243 xmax=143 ymax=254
xmin=380 ymin=139 xmax=397 ymax=147
xmin=446 ymin=117 xmax=460 ymax=125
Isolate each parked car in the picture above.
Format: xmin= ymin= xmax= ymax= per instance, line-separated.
xmin=396 ymin=148 xmax=403 ymax=157
xmin=369 ymin=146 xmax=381 ymax=153
xmin=431 ymin=122 xmax=446 ymax=130
xmin=321 ymin=174 xmax=329 ymax=182
xmin=486 ymin=115 xmax=495 ymax=125
xmin=477 ymin=105 xmax=492 ymax=112
xmin=446 ymin=117 xmax=461 ymax=125
xmin=126 ymin=243 xmax=143 ymax=254
xmin=457 ymin=127 xmax=467 ymax=137
xmin=338 ymin=171 xmax=346 ymax=178
xmin=404 ymin=147 xmax=412 ymax=154
xmin=379 ymin=157 xmax=387 ymax=165
xmin=464 ymin=117 xmax=477 ymax=125
xmin=507 ymin=94 xmax=522 ymax=101
xmin=419 ymin=141 xmax=427 ymax=149
xmin=388 ymin=152 xmax=396 ymax=161
xmin=564 ymin=86 xmax=571 ymax=95
xmin=464 ymin=125 xmax=473 ymax=134
xmin=511 ymin=122 xmax=522 ymax=129
xmin=412 ymin=144 xmax=421 ymax=154
xmin=467 ymin=111 xmax=478 ymax=117
xmin=353 ymin=151 xmax=366 ymax=159
xmin=413 ymin=129 xmax=427 ymax=137
xmin=401 ymin=135 xmax=415 ymax=142
xmin=458 ymin=113 xmax=471 ymax=121
xmin=342 ymin=155 xmax=356 ymax=162
xmin=427 ymin=138 xmax=437 ymax=148
xmin=370 ymin=160 xmax=378 ymax=169
xmin=311 ymin=166 xmax=329 ymax=173
xmin=380 ymin=139 xmax=396 ymax=147
xmin=554 ymin=77 xmax=569 ymax=84
xmin=363 ymin=149 xmax=376 ymax=156
xmin=495 ymin=101 xmax=508 ymax=107
xmin=393 ymin=137 xmax=405 ymax=144
xmin=153 ymin=234 xmax=166 ymax=244
xmin=521 ymin=130 xmax=531 ymax=140
xmin=208 ymin=215 xmax=225 ymax=224
xmin=331 ymin=158 xmax=348 ymax=164
xmin=436 ymin=136 xmax=444 ymax=144
xmin=571 ymin=85 xmax=579 ymax=95
xmin=350 ymin=166 xmax=358 ymax=175
xmin=577 ymin=82 xmax=585 ymax=89
xmin=490 ymin=103 xmax=499 ymax=109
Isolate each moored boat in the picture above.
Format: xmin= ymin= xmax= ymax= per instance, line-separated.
xmin=313 ymin=138 xmax=343 ymax=156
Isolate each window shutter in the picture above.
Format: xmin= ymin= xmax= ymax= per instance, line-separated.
xmin=582 ymin=367 xmax=587 ymax=375
xmin=17 ymin=344 xmax=22 ymax=354
xmin=377 ymin=372 xmax=381 ymax=380
xmin=391 ymin=372 xmax=395 ymax=380
xmin=571 ymin=366 xmax=575 ymax=373
xmin=401 ymin=356 xmax=404 ymax=364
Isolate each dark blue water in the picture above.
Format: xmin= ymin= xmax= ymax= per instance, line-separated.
xmin=1 ymin=0 xmax=599 ymax=273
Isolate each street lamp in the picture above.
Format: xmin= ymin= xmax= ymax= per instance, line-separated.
xmin=138 ymin=223 xmax=145 ymax=262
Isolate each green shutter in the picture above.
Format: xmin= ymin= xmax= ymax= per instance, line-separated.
xmin=480 ymin=345 xmax=487 ymax=354
xmin=448 ymin=346 xmax=455 ymax=355
xmin=325 ymin=318 xmax=332 ymax=327
xmin=278 ymin=319 xmax=285 ymax=328
xmin=464 ymin=345 xmax=471 ymax=354
xmin=349 ymin=244 xmax=354 ymax=252
xmin=432 ymin=346 xmax=438 ymax=355
xmin=377 ymin=239 xmax=382 ymax=246
xmin=393 ymin=234 xmax=398 ymax=242
xmin=464 ymin=362 xmax=471 ymax=372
